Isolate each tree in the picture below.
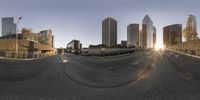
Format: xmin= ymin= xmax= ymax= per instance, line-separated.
xmin=175 ymin=37 xmax=180 ymax=44
xmin=21 ymin=28 xmax=32 ymax=40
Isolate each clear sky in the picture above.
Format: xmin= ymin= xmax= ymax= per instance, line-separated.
xmin=0 ymin=0 xmax=199 ymax=48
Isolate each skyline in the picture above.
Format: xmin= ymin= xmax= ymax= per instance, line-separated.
xmin=0 ymin=0 xmax=200 ymax=48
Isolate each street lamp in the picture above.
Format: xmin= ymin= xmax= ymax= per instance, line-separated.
xmin=16 ymin=17 xmax=22 ymax=58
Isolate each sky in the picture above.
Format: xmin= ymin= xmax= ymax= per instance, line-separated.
xmin=0 ymin=0 xmax=200 ymax=48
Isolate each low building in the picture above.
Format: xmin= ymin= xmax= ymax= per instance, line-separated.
xmin=67 ymin=39 xmax=81 ymax=53
xmin=121 ymin=40 xmax=127 ymax=47
xmin=57 ymin=48 xmax=67 ymax=55
xmin=0 ymin=39 xmax=55 ymax=58
xmin=39 ymin=30 xmax=53 ymax=47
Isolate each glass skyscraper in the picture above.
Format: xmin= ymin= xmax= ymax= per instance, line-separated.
xmin=142 ymin=15 xmax=154 ymax=48
xmin=2 ymin=17 xmax=16 ymax=36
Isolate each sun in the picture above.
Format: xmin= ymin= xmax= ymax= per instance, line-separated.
xmin=155 ymin=43 xmax=164 ymax=51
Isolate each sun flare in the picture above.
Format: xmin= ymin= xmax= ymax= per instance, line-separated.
xmin=155 ymin=43 xmax=164 ymax=51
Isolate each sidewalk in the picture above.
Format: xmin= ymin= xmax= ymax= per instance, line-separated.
xmin=166 ymin=48 xmax=200 ymax=59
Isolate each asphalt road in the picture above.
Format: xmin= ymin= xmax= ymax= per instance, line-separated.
xmin=0 ymin=50 xmax=200 ymax=100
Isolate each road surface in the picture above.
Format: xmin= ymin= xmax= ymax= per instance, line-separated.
xmin=0 ymin=50 xmax=200 ymax=100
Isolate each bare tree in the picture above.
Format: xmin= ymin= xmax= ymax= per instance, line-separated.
xmin=21 ymin=28 xmax=32 ymax=40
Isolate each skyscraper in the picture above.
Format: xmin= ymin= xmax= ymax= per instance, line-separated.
xmin=52 ymin=35 xmax=54 ymax=48
xmin=163 ymin=24 xmax=182 ymax=47
xmin=139 ymin=30 xmax=143 ymax=47
xmin=153 ymin=26 xmax=156 ymax=48
xmin=142 ymin=15 xmax=154 ymax=48
xmin=127 ymin=24 xmax=139 ymax=47
xmin=183 ymin=15 xmax=198 ymax=41
xmin=102 ymin=17 xmax=117 ymax=47
xmin=2 ymin=17 xmax=16 ymax=36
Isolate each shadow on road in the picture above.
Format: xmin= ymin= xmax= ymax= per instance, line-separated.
xmin=62 ymin=50 xmax=158 ymax=88
xmin=0 ymin=57 xmax=53 ymax=82
xmin=164 ymin=51 xmax=193 ymax=81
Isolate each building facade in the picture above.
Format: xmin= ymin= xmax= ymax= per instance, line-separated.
xmin=163 ymin=24 xmax=182 ymax=47
xmin=39 ymin=30 xmax=53 ymax=47
xmin=183 ymin=15 xmax=198 ymax=41
xmin=52 ymin=35 xmax=54 ymax=48
xmin=2 ymin=17 xmax=16 ymax=36
xmin=0 ymin=39 xmax=55 ymax=58
xmin=67 ymin=40 xmax=81 ymax=50
xmin=121 ymin=40 xmax=127 ymax=47
xmin=139 ymin=30 xmax=143 ymax=47
xmin=102 ymin=17 xmax=117 ymax=47
xmin=142 ymin=15 xmax=154 ymax=48
xmin=127 ymin=24 xmax=139 ymax=47
xmin=153 ymin=26 xmax=156 ymax=48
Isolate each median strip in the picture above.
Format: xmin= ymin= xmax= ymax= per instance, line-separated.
xmin=60 ymin=55 xmax=68 ymax=63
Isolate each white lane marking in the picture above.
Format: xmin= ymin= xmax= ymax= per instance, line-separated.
xmin=132 ymin=60 xmax=142 ymax=65
xmin=175 ymin=54 xmax=179 ymax=58
xmin=166 ymin=52 xmax=169 ymax=57
xmin=62 ymin=59 xmax=68 ymax=63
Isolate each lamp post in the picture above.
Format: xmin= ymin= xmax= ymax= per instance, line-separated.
xmin=16 ymin=17 xmax=22 ymax=58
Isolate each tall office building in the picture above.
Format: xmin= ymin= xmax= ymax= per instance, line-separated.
xmin=127 ymin=24 xmax=139 ymax=47
xmin=39 ymin=30 xmax=52 ymax=47
xmin=153 ymin=26 xmax=156 ymax=48
xmin=52 ymin=35 xmax=54 ymax=48
xmin=142 ymin=15 xmax=154 ymax=48
xmin=2 ymin=17 xmax=16 ymax=36
xmin=102 ymin=17 xmax=117 ymax=47
xmin=163 ymin=24 xmax=182 ymax=47
xmin=139 ymin=30 xmax=143 ymax=47
xmin=183 ymin=15 xmax=198 ymax=41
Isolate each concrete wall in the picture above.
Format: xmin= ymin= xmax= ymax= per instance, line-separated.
xmin=169 ymin=39 xmax=200 ymax=56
